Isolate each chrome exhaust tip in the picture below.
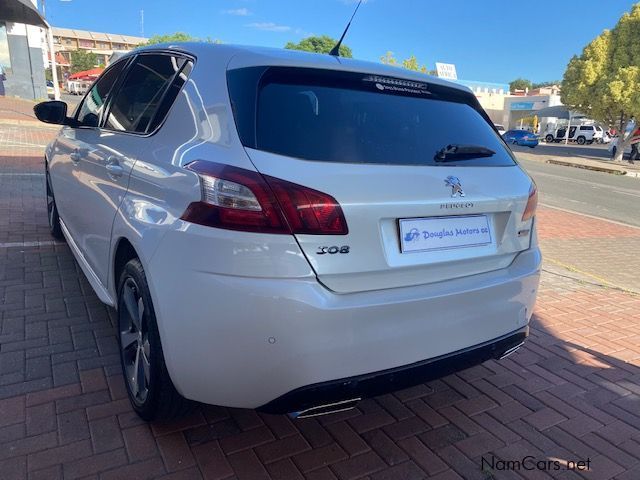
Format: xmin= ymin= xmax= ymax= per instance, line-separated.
xmin=288 ymin=398 xmax=361 ymax=420
xmin=499 ymin=342 xmax=525 ymax=360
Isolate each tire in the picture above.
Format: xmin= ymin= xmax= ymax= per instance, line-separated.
xmin=545 ymin=134 xmax=554 ymax=143
xmin=577 ymin=136 xmax=586 ymax=145
xmin=117 ymin=258 xmax=193 ymax=421
xmin=46 ymin=169 xmax=64 ymax=240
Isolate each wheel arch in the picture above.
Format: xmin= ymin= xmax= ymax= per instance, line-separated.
xmin=112 ymin=237 xmax=139 ymax=304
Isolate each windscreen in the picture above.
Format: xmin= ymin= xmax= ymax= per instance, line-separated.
xmin=228 ymin=67 xmax=516 ymax=167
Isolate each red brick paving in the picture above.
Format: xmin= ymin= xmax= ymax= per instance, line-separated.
xmin=1 ymin=121 xmax=640 ymax=478
xmin=0 ymin=96 xmax=38 ymax=122
xmin=536 ymin=208 xmax=640 ymax=240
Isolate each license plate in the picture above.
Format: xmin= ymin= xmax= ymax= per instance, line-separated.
xmin=399 ymin=215 xmax=493 ymax=253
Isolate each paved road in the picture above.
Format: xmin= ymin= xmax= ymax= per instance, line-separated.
xmin=526 ymin=141 xmax=612 ymax=160
xmin=514 ymin=154 xmax=640 ymax=228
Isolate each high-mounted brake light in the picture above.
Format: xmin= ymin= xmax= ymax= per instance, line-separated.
xmin=522 ymin=183 xmax=538 ymax=222
xmin=180 ymin=161 xmax=348 ymax=235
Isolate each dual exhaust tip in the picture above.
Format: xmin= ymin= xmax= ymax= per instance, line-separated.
xmin=287 ymin=342 xmax=525 ymax=419
xmin=288 ymin=398 xmax=361 ymax=419
xmin=498 ymin=341 xmax=525 ymax=360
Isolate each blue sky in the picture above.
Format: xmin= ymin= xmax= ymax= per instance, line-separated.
xmin=45 ymin=0 xmax=637 ymax=84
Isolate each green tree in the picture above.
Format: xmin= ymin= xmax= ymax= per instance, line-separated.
xmin=70 ymin=50 xmax=98 ymax=73
xmin=285 ymin=35 xmax=353 ymax=58
xmin=531 ymin=80 xmax=561 ymax=89
xmin=402 ymin=55 xmax=428 ymax=73
xmin=509 ymin=78 xmax=533 ymax=93
xmin=142 ymin=32 xmax=220 ymax=46
xmin=380 ymin=51 xmax=398 ymax=66
xmin=380 ymin=51 xmax=434 ymax=74
xmin=561 ymin=3 xmax=640 ymax=161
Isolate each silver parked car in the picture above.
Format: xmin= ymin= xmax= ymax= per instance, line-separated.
xmin=34 ymin=44 xmax=541 ymax=420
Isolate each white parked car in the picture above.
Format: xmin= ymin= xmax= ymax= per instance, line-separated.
xmin=593 ymin=125 xmax=607 ymax=143
xmin=66 ymin=80 xmax=91 ymax=96
xmin=545 ymin=125 xmax=596 ymax=144
xmin=494 ymin=124 xmax=506 ymax=135
xmin=34 ymin=44 xmax=541 ymax=421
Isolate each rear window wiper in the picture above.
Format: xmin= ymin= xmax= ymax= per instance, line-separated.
xmin=435 ymin=144 xmax=496 ymax=162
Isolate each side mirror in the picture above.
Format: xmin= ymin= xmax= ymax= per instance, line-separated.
xmin=33 ymin=101 xmax=70 ymax=125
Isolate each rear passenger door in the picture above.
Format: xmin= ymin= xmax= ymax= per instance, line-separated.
xmin=71 ymin=53 xmax=191 ymax=288
xmin=52 ymin=59 xmax=129 ymax=244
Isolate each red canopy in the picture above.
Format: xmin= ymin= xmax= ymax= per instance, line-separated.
xmin=68 ymin=68 xmax=104 ymax=80
xmin=47 ymin=51 xmax=69 ymax=66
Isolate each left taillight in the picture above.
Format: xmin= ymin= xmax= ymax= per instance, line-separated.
xmin=180 ymin=161 xmax=348 ymax=235
xmin=522 ymin=182 xmax=538 ymax=222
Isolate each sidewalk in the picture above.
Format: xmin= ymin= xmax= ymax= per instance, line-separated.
xmin=0 ymin=96 xmax=63 ymax=130
xmin=515 ymin=146 xmax=640 ymax=178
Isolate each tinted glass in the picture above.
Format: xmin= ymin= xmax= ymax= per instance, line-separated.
xmin=147 ymin=61 xmax=192 ymax=132
xmin=76 ymin=60 xmax=127 ymax=127
xmin=105 ymin=54 xmax=186 ymax=133
xmin=230 ymin=67 xmax=515 ymax=167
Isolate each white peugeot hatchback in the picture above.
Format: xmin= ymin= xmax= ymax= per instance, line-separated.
xmin=35 ymin=44 xmax=541 ymax=420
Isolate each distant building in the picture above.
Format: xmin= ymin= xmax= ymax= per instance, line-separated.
xmin=528 ymin=84 xmax=561 ymax=96
xmin=453 ymin=79 xmax=510 ymax=125
xmin=0 ymin=0 xmax=47 ymax=99
xmin=44 ymin=27 xmax=147 ymax=74
xmin=503 ymin=94 xmax=564 ymax=131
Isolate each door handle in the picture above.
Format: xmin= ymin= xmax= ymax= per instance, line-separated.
xmin=105 ymin=157 xmax=124 ymax=178
xmin=70 ymin=148 xmax=88 ymax=164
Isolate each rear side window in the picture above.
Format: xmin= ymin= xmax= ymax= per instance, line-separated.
xmin=104 ymin=54 xmax=189 ymax=134
xmin=76 ymin=60 xmax=127 ymax=127
xmin=228 ymin=67 xmax=516 ymax=167
xmin=147 ymin=61 xmax=193 ymax=132
xmin=579 ymin=126 xmax=593 ymax=131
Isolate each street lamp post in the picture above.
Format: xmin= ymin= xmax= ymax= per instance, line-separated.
xmin=41 ymin=0 xmax=60 ymax=100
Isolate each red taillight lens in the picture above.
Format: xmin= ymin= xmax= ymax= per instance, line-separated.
xmin=522 ymin=183 xmax=538 ymax=222
xmin=180 ymin=161 xmax=289 ymax=233
xmin=265 ymin=176 xmax=348 ymax=235
xmin=180 ymin=161 xmax=348 ymax=235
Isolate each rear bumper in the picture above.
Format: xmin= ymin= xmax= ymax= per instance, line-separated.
xmin=260 ymin=327 xmax=527 ymax=414
xmin=147 ymin=237 xmax=541 ymax=409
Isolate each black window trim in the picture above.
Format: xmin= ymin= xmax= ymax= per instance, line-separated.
xmin=72 ymin=55 xmax=135 ymax=129
xmin=99 ymin=50 xmax=196 ymax=138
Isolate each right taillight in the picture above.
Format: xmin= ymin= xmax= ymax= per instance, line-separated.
xmin=180 ymin=161 xmax=348 ymax=235
xmin=522 ymin=183 xmax=538 ymax=222
xmin=265 ymin=175 xmax=348 ymax=235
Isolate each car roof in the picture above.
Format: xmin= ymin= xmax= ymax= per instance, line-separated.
xmin=127 ymin=43 xmax=471 ymax=94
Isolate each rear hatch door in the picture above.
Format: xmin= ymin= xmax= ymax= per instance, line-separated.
xmin=228 ymin=66 xmax=535 ymax=293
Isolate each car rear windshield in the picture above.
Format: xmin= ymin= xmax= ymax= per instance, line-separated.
xmin=228 ymin=66 xmax=516 ymax=167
